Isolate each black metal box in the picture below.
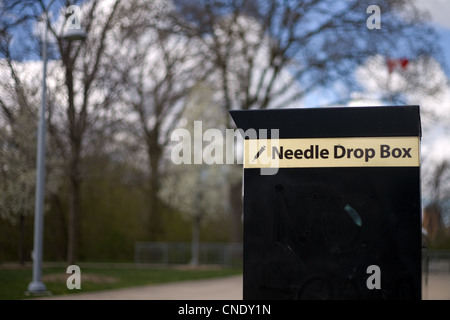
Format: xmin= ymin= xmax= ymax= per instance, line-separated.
xmin=230 ymin=106 xmax=422 ymax=300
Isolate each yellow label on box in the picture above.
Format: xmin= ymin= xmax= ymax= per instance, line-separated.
xmin=244 ymin=137 xmax=420 ymax=168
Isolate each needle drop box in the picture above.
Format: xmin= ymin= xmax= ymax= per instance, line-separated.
xmin=230 ymin=106 xmax=422 ymax=300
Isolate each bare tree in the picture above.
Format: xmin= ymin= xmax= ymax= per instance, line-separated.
xmin=165 ymin=0 xmax=443 ymax=242
xmin=45 ymin=0 xmax=128 ymax=264
xmin=169 ymin=0 xmax=441 ymax=111
xmin=113 ymin=3 xmax=208 ymax=240
xmin=1 ymin=0 xmax=131 ymax=264
xmin=422 ymin=160 xmax=450 ymax=243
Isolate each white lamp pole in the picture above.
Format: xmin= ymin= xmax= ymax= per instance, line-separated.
xmin=27 ymin=4 xmax=51 ymax=294
xmin=27 ymin=1 xmax=86 ymax=294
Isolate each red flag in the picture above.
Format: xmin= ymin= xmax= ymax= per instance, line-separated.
xmin=386 ymin=58 xmax=409 ymax=73
xmin=400 ymin=58 xmax=409 ymax=69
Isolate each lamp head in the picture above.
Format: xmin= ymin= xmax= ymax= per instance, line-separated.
xmin=63 ymin=28 xmax=87 ymax=41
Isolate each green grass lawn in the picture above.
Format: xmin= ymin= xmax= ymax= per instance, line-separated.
xmin=0 ymin=262 xmax=242 ymax=300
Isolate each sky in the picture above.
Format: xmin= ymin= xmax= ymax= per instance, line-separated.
xmin=415 ymin=0 xmax=450 ymax=74
xmin=416 ymin=0 xmax=450 ymax=29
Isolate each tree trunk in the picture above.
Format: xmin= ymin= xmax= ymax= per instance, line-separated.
xmin=67 ymin=144 xmax=81 ymax=265
xmin=52 ymin=193 xmax=68 ymax=260
xmin=149 ymin=173 xmax=161 ymax=240
xmin=147 ymin=136 xmax=162 ymax=240
xmin=18 ymin=213 xmax=25 ymax=266
xmin=64 ymin=54 xmax=83 ymax=265
xmin=190 ymin=215 xmax=201 ymax=266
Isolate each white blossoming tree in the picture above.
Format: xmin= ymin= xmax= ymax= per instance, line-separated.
xmin=0 ymin=59 xmax=62 ymax=264
xmin=159 ymin=82 xmax=229 ymax=265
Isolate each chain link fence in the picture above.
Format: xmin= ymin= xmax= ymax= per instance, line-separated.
xmin=134 ymin=242 xmax=243 ymax=267
xmin=423 ymin=249 xmax=450 ymax=284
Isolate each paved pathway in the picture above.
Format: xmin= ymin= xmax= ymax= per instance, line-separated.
xmin=422 ymin=260 xmax=450 ymax=300
xmin=32 ymin=264 xmax=450 ymax=300
xmin=32 ymin=274 xmax=243 ymax=300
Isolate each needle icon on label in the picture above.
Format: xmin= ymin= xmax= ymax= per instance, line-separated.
xmin=252 ymin=146 xmax=266 ymax=162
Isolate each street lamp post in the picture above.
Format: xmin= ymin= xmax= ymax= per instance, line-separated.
xmin=27 ymin=7 xmax=51 ymax=295
xmin=27 ymin=2 xmax=86 ymax=295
